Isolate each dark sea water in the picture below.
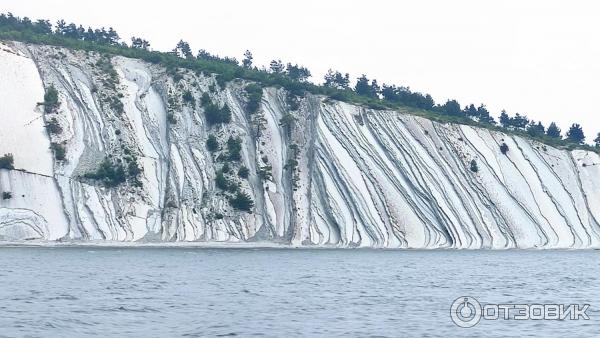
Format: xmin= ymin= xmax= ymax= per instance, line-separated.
xmin=0 ymin=247 xmax=598 ymax=337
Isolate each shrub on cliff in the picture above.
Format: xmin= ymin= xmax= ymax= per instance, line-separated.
xmin=201 ymin=94 xmax=231 ymax=125
xmin=238 ymin=166 xmax=249 ymax=179
xmin=215 ymin=170 xmax=233 ymax=191
xmin=45 ymin=117 xmax=63 ymax=134
xmin=2 ymin=192 xmax=12 ymax=200
xmin=244 ymin=84 xmax=263 ymax=113
xmin=229 ymin=191 xmax=254 ymax=211
xmin=84 ymin=158 xmax=126 ymax=187
xmin=182 ymin=90 xmax=195 ymax=106
xmin=50 ymin=143 xmax=66 ymax=161
xmin=227 ymin=137 xmax=242 ymax=161
xmin=470 ymin=160 xmax=479 ymax=173
xmin=0 ymin=154 xmax=14 ymax=170
xmin=566 ymin=124 xmax=585 ymax=144
xmin=206 ymin=134 xmax=219 ymax=152
xmin=43 ymin=85 xmax=59 ymax=113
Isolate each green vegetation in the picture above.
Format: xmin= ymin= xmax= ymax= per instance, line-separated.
xmin=206 ymin=134 xmax=219 ymax=152
xmin=258 ymin=165 xmax=272 ymax=181
xmin=167 ymin=113 xmax=176 ymax=124
xmin=237 ymin=166 xmax=249 ymax=179
xmin=279 ymin=112 xmax=297 ymax=132
xmin=84 ymin=158 xmax=126 ymax=187
xmin=470 ymin=160 xmax=479 ymax=173
xmin=546 ymin=123 xmax=561 ymax=139
xmin=43 ymin=85 xmax=59 ymax=113
xmin=0 ymin=153 xmax=14 ymax=169
xmin=45 ymin=117 xmax=62 ymax=134
xmin=500 ymin=143 xmax=509 ymax=155
xmin=2 ymin=191 xmax=12 ymax=200
xmin=215 ymin=170 xmax=232 ymax=191
xmin=244 ymin=83 xmax=263 ymax=114
xmin=108 ymin=95 xmax=124 ymax=114
xmin=127 ymin=157 xmax=142 ymax=178
xmin=286 ymin=92 xmax=301 ymax=110
xmin=226 ymin=136 xmax=242 ymax=161
xmin=566 ymin=124 xmax=585 ymax=144
xmin=50 ymin=142 xmax=66 ymax=161
xmin=182 ymin=90 xmax=195 ymax=106
xmin=229 ymin=191 xmax=254 ymax=211
xmin=201 ymin=93 xmax=231 ymax=125
xmin=0 ymin=12 xmax=596 ymax=152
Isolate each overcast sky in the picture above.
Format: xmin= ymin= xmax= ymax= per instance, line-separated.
xmin=5 ymin=0 xmax=599 ymax=141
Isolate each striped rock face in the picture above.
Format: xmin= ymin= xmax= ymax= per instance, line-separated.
xmin=0 ymin=42 xmax=599 ymax=248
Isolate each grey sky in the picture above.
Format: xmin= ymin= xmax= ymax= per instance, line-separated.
xmin=5 ymin=0 xmax=599 ymax=141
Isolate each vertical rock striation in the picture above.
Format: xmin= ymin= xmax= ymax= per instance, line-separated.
xmin=0 ymin=41 xmax=598 ymax=248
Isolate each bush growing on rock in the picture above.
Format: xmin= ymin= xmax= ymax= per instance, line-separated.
xmin=108 ymin=96 xmax=124 ymax=114
xmin=215 ymin=170 xmax=233 ymax=191
xmin=0 ymin=154 xmax=14 ymax=170
xmin=229 ymin=191 xmax=254 ymax=211
xmin=84 ymin=158 xmax=127 ymax=187
xmin=43 ymin=85 xmax=59 ymax=113
xmin=45 ymin=117 xmax=63 ymax=134
xmin=182 ymin=90 xmax=195 ymax=105
xmin=286 ymin=92 xmax=300 ymax=110
xmin=238 ymin=166 xmax=249 ymax=179
xmin=202 ymin=94 xmax=231 ymax=125
xmin=470 ymin=160 xmax=479 ymax=173
xmin=227 ymin=137 xmax=242 ymax=161
xmin=50 ymin=143 xmax=66 ymax=161
xmin=244 ymin=84 xmax=263 ymax=114
xmin=500 ymin=143 xmax=509 ymax=155
xmin=2 ymin=191 xmax=12 ymax=200
xmin=279 ymin=113 xmax=297 ymax=130
xmin=206 ymin=134 xmax=219 ymax=152
xmin=222 ymin=163 xmax=231 ymax=173
xmin=258 ymin=165 xmax=272 ymax=181
xmin=127 ymin=158 xmax=142 ymax=178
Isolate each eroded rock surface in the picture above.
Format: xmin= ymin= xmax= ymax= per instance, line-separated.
xmin=1 ymin=41 xmax=598 ymax=248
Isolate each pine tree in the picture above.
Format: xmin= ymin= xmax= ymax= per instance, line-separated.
xmin=131 ymin=37 xmax=150 ymax=50
xmin=464 ymin=104 xmax=478 ymax=118
xmin=499 ymin=110 xmax=510 ymax=128
xmin=175 ymin=40 xmax=193 ymax=59
xmin=286 ymin=63 xmax=311 ymax=82
xmin=510 ymin=113 xmax=529 ymax=130
xmin=566 ymin=123 xmax=585 ymax=144
xmin=526 ymin=121 xmax=545 ymax=137
xmin=476 ymin=104 xmax=495 ymax=124
xmin=441 ymin=100 xmax=462 ymax=116
xmin=546 ymin=122 xmax=562 ymax=138
xmin=355 ymin=75 xmax=380 ymax=98
xmin=269 ymin=60 xmax=284 ymax=74
xmin=242 ymin=50 xmax=253 ymax=68
xmin=324 ymin=69 xmax=350 ymax=89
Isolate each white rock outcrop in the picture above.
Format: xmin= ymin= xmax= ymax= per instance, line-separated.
xmin=0 ymin=41 xmax=598 ymax=248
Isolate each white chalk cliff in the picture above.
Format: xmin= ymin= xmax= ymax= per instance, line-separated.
xmin=0 ymin=41 xmax=599 ymax=248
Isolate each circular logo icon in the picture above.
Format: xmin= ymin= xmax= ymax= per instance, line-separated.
xmin=450 ymin=296 xmax=482 ymax=328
